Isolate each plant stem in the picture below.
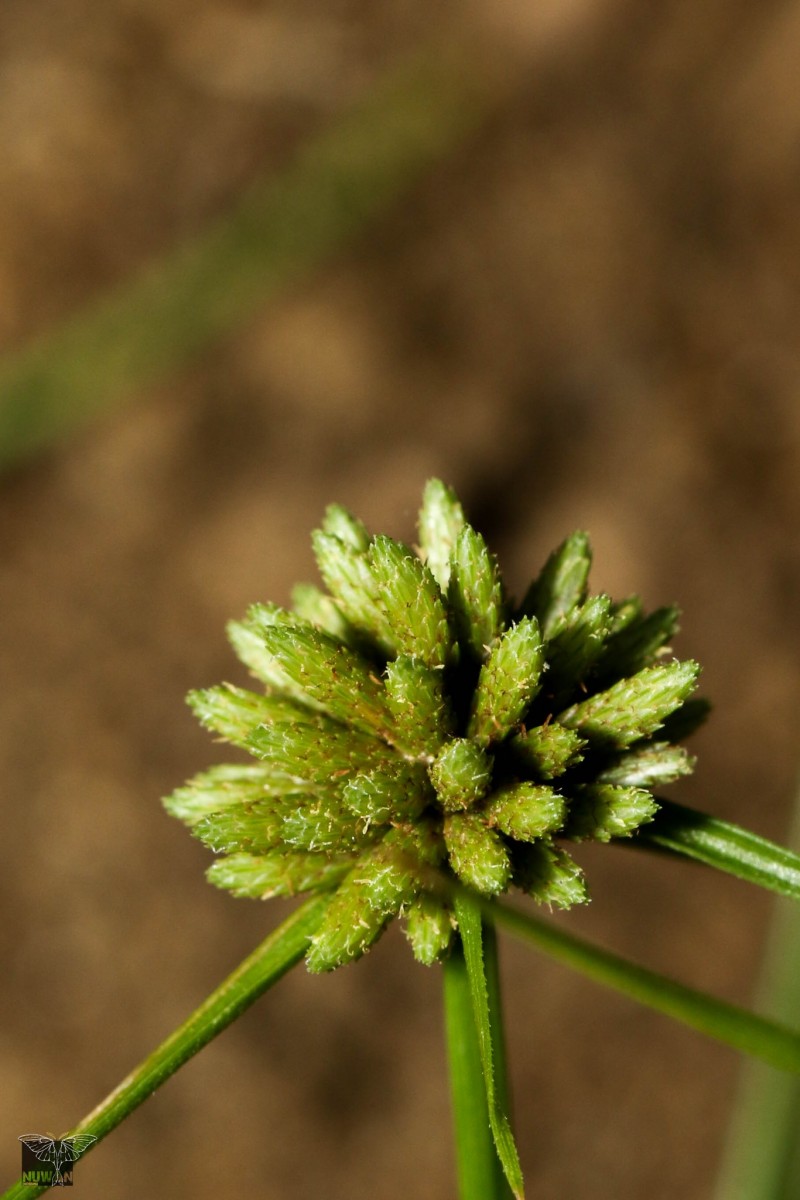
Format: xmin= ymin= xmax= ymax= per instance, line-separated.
xmin=1 ymin=896 xmax=330 ymax=1200
xmin=443 ymin=922 xmax=511 ymax=1200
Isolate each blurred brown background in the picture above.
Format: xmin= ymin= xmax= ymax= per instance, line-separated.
xmin=3 ymin=2 xmax=800 ymax=1197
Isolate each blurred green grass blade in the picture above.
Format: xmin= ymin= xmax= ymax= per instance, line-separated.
xmin=492 ymin=902 xmax=800 ymax=1073
xmin=0 ymin=48 xmax=489 ymax=471
xmin=1 ymin=896 xmax=329 ymax=1200
xmin=634 ymin=798 xmax=800 ymax=901
xmin=713 ymin=783 xmax=800 ymax=1200
xmin=455 ymin=894 xmax=524 ymax=1199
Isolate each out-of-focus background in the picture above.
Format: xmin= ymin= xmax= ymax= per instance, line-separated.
xmin=2 ymin=3 xmax=800 ymax=1197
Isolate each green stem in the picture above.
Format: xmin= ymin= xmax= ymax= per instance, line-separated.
xmin=2 ymin=896 xmax=330 ymax=1200
xmin=483 ymin=918 xmax=514 ymax=1147
xmin=443 ymin=932 xmax=506 ymax=1200
xmin=491 ymin=901 xmax=800 ymax=1073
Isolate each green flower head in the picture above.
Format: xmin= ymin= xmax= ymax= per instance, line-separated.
xmin=165 ymin=480 xmax=706 ymax=972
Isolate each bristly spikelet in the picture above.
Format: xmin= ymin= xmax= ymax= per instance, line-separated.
xmin=429 ymin=739 xmax=493 ymax=812
xmin=448 ymin=524 xmax=505 ymax=659
xmin=367 ymin=535 xmax=452 ymax=667
xmin=403 ymin=893 xmax=453 ymax=965
xmin=520 ymin=531 xmax=592 ymax=638
xmin=165 ymin=480 xmax=707 ymax=971
xmin=384 ymin=656 xmax=453 ymax=757
xmin=417 ymin=479 xmax=466 ymax=591
xmin=468 ymin=617 xmax=545 ymax=746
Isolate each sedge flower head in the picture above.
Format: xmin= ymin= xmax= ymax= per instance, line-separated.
xmin=165 ymin=481 xmax=705 ymax=971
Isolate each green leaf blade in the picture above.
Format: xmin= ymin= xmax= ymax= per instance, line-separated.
xmin=636 ymin=799 xmax=800 ymax=902
xmin=454 ymin=895 xmax=525 ymax=1199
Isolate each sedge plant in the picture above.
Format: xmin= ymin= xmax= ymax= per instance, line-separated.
xmin=6 ymin=479 xmax=800 ymax=1199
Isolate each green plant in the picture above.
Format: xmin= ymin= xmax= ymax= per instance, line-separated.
xmin=5 ymin=479 xmax=800 ymax=1200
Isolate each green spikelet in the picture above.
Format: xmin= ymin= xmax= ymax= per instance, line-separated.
xmin=509 ymin=724 xmax=586 ymax=780
xmin=306 ymin=825 xmax=440 ymax=972
xmin=194 ymin=799 xmax=292 ymax=855
xmin=208 ymin=850 xmax=352 ymax=899
xmin=367 ymin=535 xmax=452 ymax=667
xmin=430 ymin=739 xmax=493 ymax=812
xmin=384 ymin=656 xmax=453 ymax=758
xmin=594 ymin=604 xmax=680 ymax=682
xmin=597 ymin=743 xmax=695 ymax=787
xmin=227 ymin=603 xmax=324 ymax=705
xmin=321 ymin=502 xmax=371 ymax=551
xmin=606 ymin=595 xmax=643 ymax=636
xmin=417 ymin=478 xmax=466 ymax=591
xmin=544 ymin=594 xmax=613 ymax=703
xmin=187 ymin=684 xmax=321 ymax=749
xmin=565 ymin=783 xmax=658 ymax=841
xmin=444 ymin=812 xmax=511 ymax=894
xmin=557 ymin=661 xmax=700 ymax=749
xmin=485 ymin=783 xmax=566 ymax=842
xmin=165 ymin=764 xmax=271 ymax=825
xmin=520 ymin=531 xmax=591 ymax=637
xmin=281 ymin=794 xmax=379 ymax=853
xmin=291 ymin=582 xmax=354 ymax=645
xmin=514 ymin=840 xmax=588 ymax=908
xmin=257 ymin=622 xmax=390 ymax=738
xmin=448 ymin=524 xmax=505 ymax=659
xmin=312 ymin=529 xmax=394 ymax=656
xmin=342 ymin=762 xmax=432 ymax=826
xmin=468 ymin=617 xmax=544 ymax=746
xmin=247 ymin=721 xmax=391 ymax=789
xmin=403 ymin=893 xmax=453 ymax=965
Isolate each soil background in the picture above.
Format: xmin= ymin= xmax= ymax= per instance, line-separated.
xmin=3 ymin=3 xmax=800 ymax=1198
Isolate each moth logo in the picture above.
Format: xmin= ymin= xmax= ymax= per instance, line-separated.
xmin=18 ymin=1134 xmax=97 ymax=1188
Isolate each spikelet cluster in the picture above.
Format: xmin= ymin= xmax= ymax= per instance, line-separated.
xmin=165 ymin=481 xmax=706 ymax=971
